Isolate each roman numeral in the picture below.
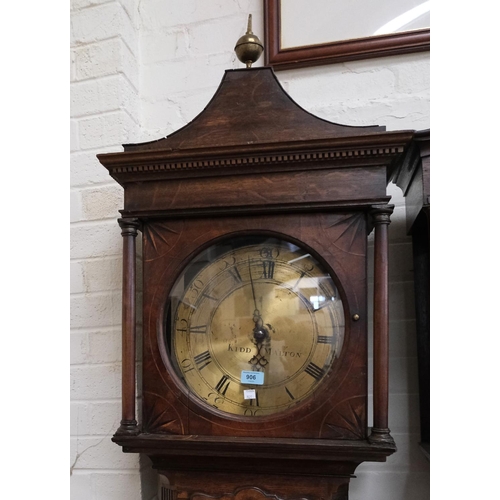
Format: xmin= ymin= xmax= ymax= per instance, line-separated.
xmin=189 ymin=325 xmax=207 ymax=334
xmin=317 ymin=335 xmax=334 ymax=344
xmin=193 ymin=350 xmax=212 ymax=370
xmin=304 ymin=362 xmax=325 ymax=381
xmin=285 ymin=386 xmax=295 ymax=400
xmin=215 ymin=375 xmax=230 ymax=395
xmin=228 ymin=266 xmax=243 ymax=283
xmin=262 ymin=260 xmax=275 ymax=279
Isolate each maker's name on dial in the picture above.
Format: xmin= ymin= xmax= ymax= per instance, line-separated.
xmin=227 ymin=343 xmax=304 ymax=358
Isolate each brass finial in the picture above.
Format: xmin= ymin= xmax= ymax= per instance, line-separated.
xmin=234 ymin=14 xmax=264 ymax=68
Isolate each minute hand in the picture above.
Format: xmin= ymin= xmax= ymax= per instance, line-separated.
xmin=248 ymin=257 xmax=268 ymax=342
xmin=248 ymin=257 xmax=260 ymax=316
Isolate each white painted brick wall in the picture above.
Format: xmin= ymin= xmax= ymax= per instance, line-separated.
xmin=70 ymin=1 xmax=156 ymax=499
xmin=70 ymin=1 xmax=429 ymax=499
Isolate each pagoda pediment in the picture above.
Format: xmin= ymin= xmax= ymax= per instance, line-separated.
xmin=124 ymin=68 xmax=384 ymax=153
xmin=98 ymin=67 xmax=413 ymax=191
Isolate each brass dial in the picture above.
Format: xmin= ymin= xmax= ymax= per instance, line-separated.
xmin=166 ymin=236 xmax=345 ymax=417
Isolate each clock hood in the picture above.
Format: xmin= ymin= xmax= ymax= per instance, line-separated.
xmin=121 ymin=67 xmax=386 ymax=153
xmin=97 ymin=67 xmax=414 ymax=207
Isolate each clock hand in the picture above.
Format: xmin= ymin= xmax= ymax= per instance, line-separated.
xmin=252 ymin=308 xmax=269 ymax=343
xmin=249 ymin=340 xmax=269 ymax=370
xmin=248 ymin=256 xmax=268 ymax=341
xmin=248 ymin=256 xmax=260 ymax=316
xmin=246 ymin=257 xmax=270 ymax=369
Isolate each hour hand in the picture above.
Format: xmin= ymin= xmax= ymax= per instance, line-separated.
xmin=249 ymin=313 xmax=270 ymax=368
xmin=252 ymin=309 xmax=268 ymax=342
xmin=249 ymin=340 xmax=269 ymax=369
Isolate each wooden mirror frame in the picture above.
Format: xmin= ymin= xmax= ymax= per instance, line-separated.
xmin=263 ymin=0 xmax=430 ymax=70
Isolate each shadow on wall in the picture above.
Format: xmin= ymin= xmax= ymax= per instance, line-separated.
xmin=140 ymin=454 xmax=158 ymax=500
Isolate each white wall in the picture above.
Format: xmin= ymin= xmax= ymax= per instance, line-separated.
xmin=70 ymin=1 xmax=157 ymax=499
xmin=70 ymin=1 xmax=430 ymax=499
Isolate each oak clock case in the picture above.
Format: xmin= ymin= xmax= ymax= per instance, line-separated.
xmin=163 ymin=234 xmax=345 ymax=419
xmin=97 ymin=65 xmax=415 ymax=498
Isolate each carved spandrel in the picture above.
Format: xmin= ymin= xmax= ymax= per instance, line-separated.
xmin=143 ymin=391 xmax=185 ymax=434
xmin=143 ymin=221 xmax=183 ymax=261
xmin=319 ymin=213 xmax=367 ymax=256
xmin=320 ymin=395 xmax=366 ymax=440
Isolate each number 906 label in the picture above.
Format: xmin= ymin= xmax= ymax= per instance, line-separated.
xmin=240 ymin=370 xmax=264 ymax=385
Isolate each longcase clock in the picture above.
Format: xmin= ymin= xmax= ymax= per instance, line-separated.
xmin=97 ymin=65 xmax=414 ymax=498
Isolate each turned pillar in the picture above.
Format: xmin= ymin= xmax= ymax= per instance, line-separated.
xmin=115 ymin=217 xmax=141 ymax=436
xmin=369 ymin=205 xmax=395 ymax=446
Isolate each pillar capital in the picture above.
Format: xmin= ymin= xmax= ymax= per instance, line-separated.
xmin=370 ymin=204 xmax=394 ymax=225
xmin=118 ymin=217 xmax=141 ymax=236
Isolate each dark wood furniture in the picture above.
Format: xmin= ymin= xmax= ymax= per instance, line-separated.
xmin=390 ymin=129 xmax=430 ymax=458
xmin=97 ymin=67 xmax=415 ymax=498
